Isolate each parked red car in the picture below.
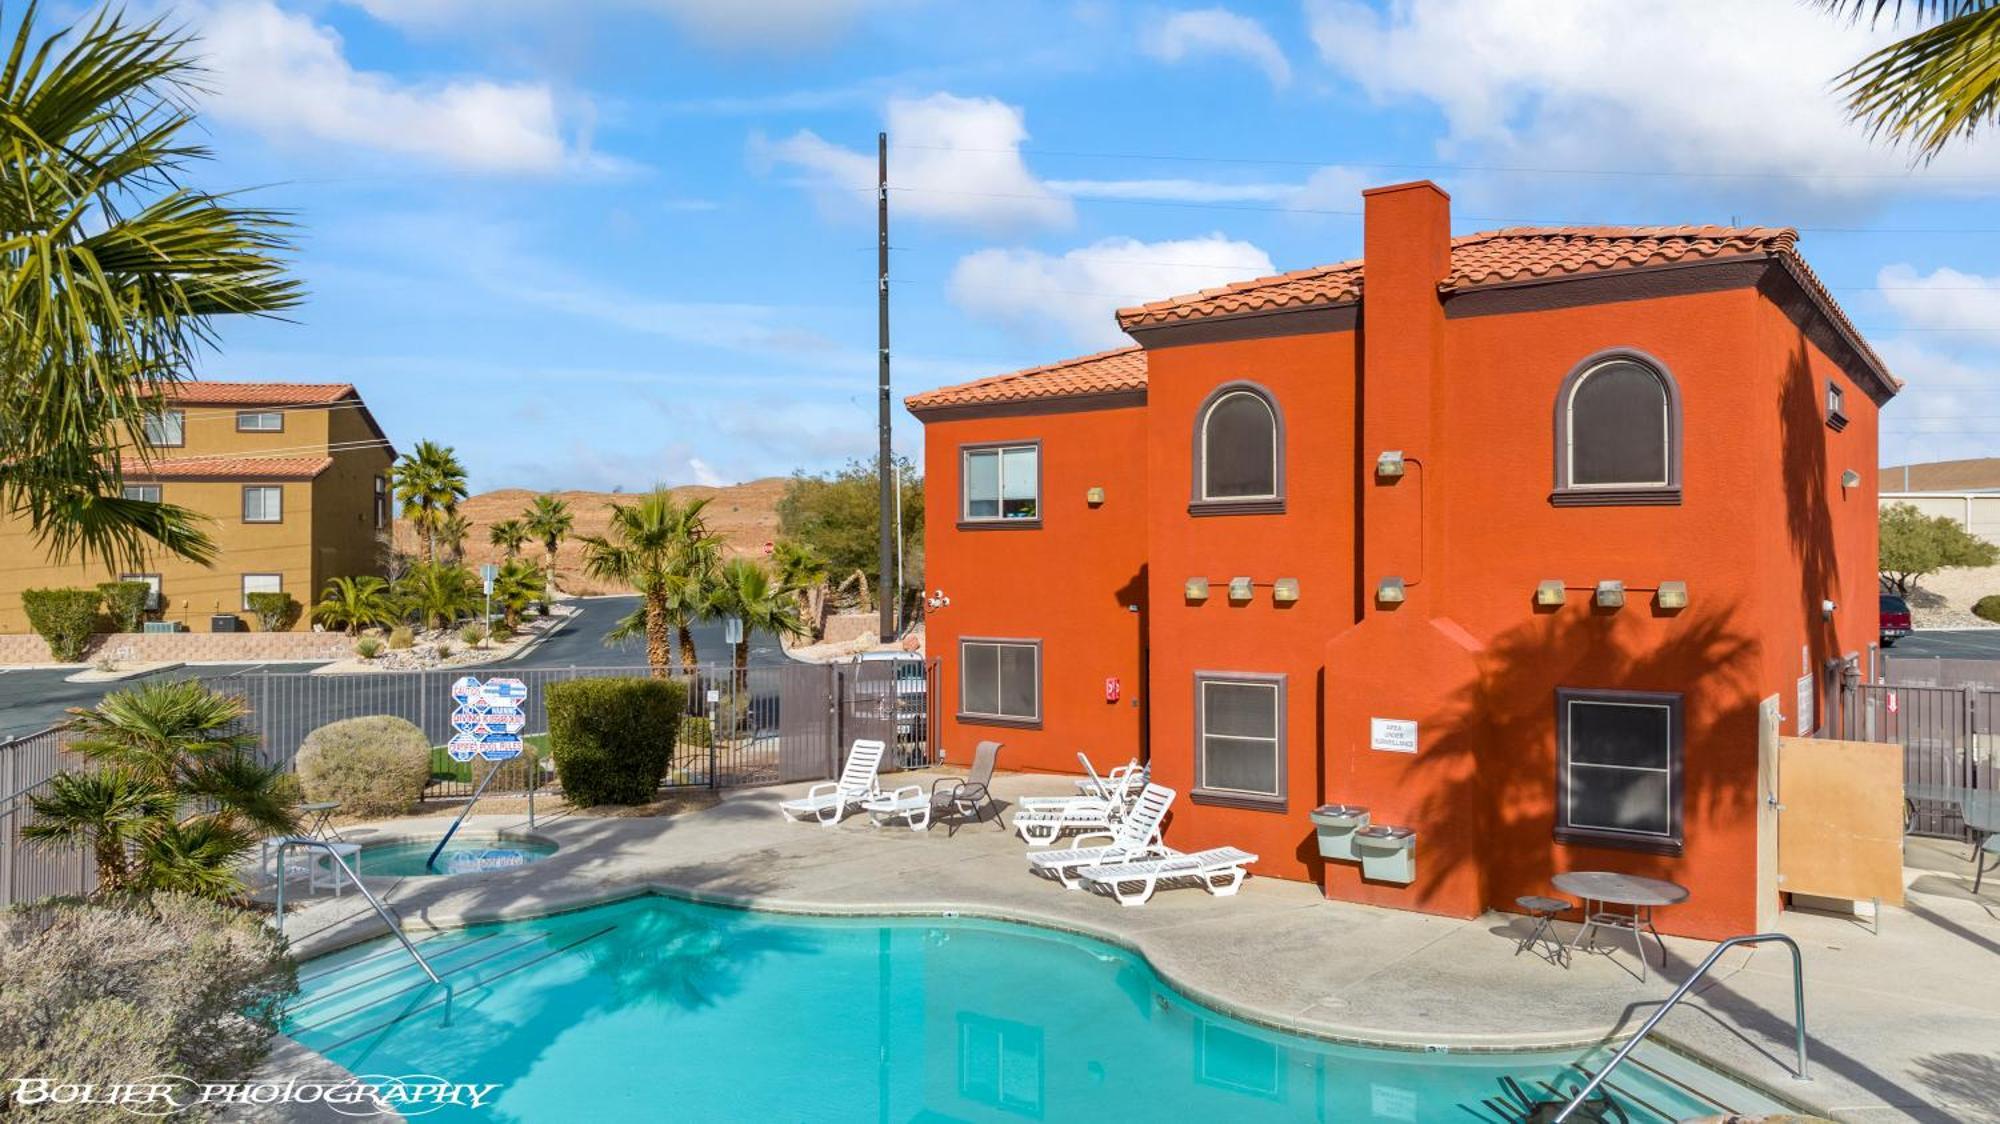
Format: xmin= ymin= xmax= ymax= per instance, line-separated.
xmin=1880 ymin=592 xmax=1912 ymax=646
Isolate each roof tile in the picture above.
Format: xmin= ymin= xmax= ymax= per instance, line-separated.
xmin=165 ymin=382 xmax=357 ymax=405
xmin=904 ymin=347 xmax=1147 ymax=412
xmin=130 ymin=456 xmax=334 ymax=480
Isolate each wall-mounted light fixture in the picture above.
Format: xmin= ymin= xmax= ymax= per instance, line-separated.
xmin=1841 ymin=469 xmax=1861 ymax=490
xmin=1595 ymin=580 xmax=1625 ymax=608
xmin=1656 ymin=581 xmax=1689 ymax=610
xmin=1086 ymin=486 xmax=1106 ymax=506
xmin=1184 ymin=577 xmax=1210 ymax=602
xmin=1273 ymin=578 xmax=1301 ymax=604
xmin=1534 ymin=580 xmax=1566 ymax=607
xmin=1376 ymin=576 xmax=1406 ymax=604
xmin=1375 ymin=450 xmax=1406 ymax=479
xmin=1228 ymin=576 xmax=1255 ymax=602
xmin=925 ymin=589 xmax=951 ymax=611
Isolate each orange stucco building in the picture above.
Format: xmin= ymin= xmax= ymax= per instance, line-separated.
xmin=908 ymin=182 xmax=1894 ymax=939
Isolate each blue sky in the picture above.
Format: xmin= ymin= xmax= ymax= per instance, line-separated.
xmin=155 ymin=0 xmax=2000 ymax=491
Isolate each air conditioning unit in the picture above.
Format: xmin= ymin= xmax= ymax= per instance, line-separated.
xmin=210 ymin=614 xmax=243 ymax=633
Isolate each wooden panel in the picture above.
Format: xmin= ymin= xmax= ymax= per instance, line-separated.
xmin=1778 ymin=736 xmax=1905 ymax=907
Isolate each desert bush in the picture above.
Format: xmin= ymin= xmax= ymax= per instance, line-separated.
xmin=1976 ymin=595 xmax=2000 ymax=624
xmin=23 ymin=587 xmax=101 ymax=661
xmin=245 ymin=592 xmax=300 ymax=632
xmin=97 ymin=581 xmax=152 ymax=632
xmin=388 ymin=625 xmax=415 ymax=650
xmin=678 ymin=715 xmax=713 ymax=748
xmin=435 ymin=640 xmax=454 ymax=660
xmin=459 ymin=623 xmax=486 ymax=647
xmin=294 ymin=716 xmax=432 ymax=816
xmin=0 ymin=894 xmax=296 ymax=1101
xmin=353 ymin=636 xmax=385 ymax=659
xmin=547 ymin=677 xmax=686 ymax=805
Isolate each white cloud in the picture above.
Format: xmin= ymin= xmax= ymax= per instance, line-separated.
xmin=1876 ymin=339 xmax=2000 ymax=468
xmin=1046 ymin=164 xmax=1369 ymax=211
xmin=343 ymin=0 xmax=876 ymax=50
xmin=686 ymin=457 xmax=727 ymax=486
xmin=1303 ymin=0 xmax=2000 ymax=198
xmin=1143 ymin=7 xmax=1291 ymax=88
xmin=1879 ymin=265 xmax=2000 ymax=347
xmin=192 ymin=1 xmax=580 ymax=173
xmin=752 ymin=93 xmax=1073 ymax=230
xmin=949 ymin=235 xmax=1274 ymax=349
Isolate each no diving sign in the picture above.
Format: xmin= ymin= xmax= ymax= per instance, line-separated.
xmin=448 ymin=676 xmax=527 ymax=761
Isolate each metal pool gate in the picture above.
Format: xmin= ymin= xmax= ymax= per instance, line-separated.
xmin=1842 ymin=681 xmax=1999 ymax=838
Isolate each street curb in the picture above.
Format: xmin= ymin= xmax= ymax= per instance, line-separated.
xmin=62 ymin=661 xmax=185 ymax=683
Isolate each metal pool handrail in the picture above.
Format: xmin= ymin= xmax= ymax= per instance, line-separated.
xmin=1554 ymin=932 xmax=1807 ymax=1123
xmin=272 ymin=837 xmax=442 ymax=986
xmin=427 ymin=760 xmax=504 ymax=871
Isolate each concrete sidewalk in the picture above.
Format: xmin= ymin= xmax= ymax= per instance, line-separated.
xmin=274 ymin=772 xmax=2000 ymax=1123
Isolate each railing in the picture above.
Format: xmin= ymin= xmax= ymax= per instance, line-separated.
xmin=272 ymin=837 xmax=442 ymax=986
xmin=1553 ymin=933 xmax=1807 ymax=1122
xmin=427 ymin=761 xmax=504 ymax=871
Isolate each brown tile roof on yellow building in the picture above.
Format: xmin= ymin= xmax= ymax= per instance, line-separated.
xmin=166 ymin=382 xmax=357 ymax=405
xmin=131 ymin=455 xmax=335 ymax=480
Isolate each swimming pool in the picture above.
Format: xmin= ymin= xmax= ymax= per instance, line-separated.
xmin=355 ymin=836 xmax=558 ymax=878
xmin=284 ymin=895 xmax=1730 ymax=1122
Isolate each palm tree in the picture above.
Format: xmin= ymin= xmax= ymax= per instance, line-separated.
xmin=523 ymin=494 xmax=574 ymax=604
xmin=0 ymin=7 xmax=298 ymax=574
xmin=1824 ymin=1 xmax=2000 ymax=158
xmin=312 ymin=575 xmax=397 ymax=635
xmin=579 ymin=490 xmax=717 ymax=674
xmin=770 ymin=539 xmax=832 ymax=641
xmin=708 ymin=557 xmax=807 ymax=692
xmin=396 ymin=561 xmax=479 ymax=631
xmin=392 ymin=440 xmax=469 ymax=563
xmin=489 ymin=518 xmax=530 ymax=559
xmin=491 ymin=558 xmax=547 ymax=631
xmin=21 ymin=768 xmax=175 ymax=893
xmin=437 ymin=510 xmax=472 ymax=564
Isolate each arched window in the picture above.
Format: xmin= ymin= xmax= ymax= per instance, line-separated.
xmin=1554 ymin=352 xmax=1681 ymax=506
xmin=1192 ymin=383 xmax=1283 ymax=513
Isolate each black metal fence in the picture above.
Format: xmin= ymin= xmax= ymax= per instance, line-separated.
xmin=1842 ymin=680 xmax=1999 ymax=838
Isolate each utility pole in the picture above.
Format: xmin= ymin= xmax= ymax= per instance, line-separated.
xmin=876 ymin=130 xmax=895 ymax=643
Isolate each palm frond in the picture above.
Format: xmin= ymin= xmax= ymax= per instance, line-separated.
xmin=1825 ymin=0 xmax=2000 ymax=158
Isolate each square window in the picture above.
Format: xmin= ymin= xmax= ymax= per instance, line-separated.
xmin=121 ymin=484 xmax=161 ymax=504
xmin=961 ymin=444 xmax=1040 ymax=523
xmin=142 ymin=410 xmax=184 ymax=447
xmin=1826 ymin=380 xmax=1848 ymax=431
xmin=1556 ymin=690 xmax=1683 ymax=853
xmin=236 ymin=410 xmax=284 ymax=432
xmin=241 ymin=573 xmax=282 ymax=610
xmin=958 ymin=639 xmax=1040 ymax=724
xmin=1195 ymin=674 xmax=1285 ymax=805
xmin=242 ymin=485 xmax=283 ymax=523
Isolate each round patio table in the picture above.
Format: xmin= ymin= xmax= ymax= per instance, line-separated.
xmin=1552 ymin=871 xmax=1688 ymax=982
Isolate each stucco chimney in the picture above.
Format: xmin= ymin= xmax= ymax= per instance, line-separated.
xmin=1360 ymin=181 xmax=1451 ymax=613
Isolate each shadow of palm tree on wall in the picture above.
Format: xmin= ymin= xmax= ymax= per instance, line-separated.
xmin=1778 ymin=343 xmax=1843 ymax=725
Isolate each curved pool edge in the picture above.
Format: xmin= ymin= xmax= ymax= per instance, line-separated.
xmin=339 ymin=829 xmax=561 ymax=882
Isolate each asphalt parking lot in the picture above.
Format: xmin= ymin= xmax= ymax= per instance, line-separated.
xmin=1884 ymin=628 xmax=2000 ymax=660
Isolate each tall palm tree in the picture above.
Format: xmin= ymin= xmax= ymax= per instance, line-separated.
xmin=491 ymin=558 xmax=547 ymax=631
xmin=770 ymin=539 xmax=832 ymax=641
xmin=488 ymin=518 xmax=530 ymax=559
xmin=392 ymin=440 xmax=469 ymax=563
xmin=579 ymin=490 xmax=717 ymax=674
xmin=708 ymin=557 xmax=807 ymax=691
xmin=0 ymin=7 xmax=298 ymax=574
xmin=395 ymin=561 xmax=478 ymax=631
xmin=311 ymin=575 xmax=397 ymax=635
xmin=523 ymin=494 xmax=573 ymax=604
xmin=1824 ymin=1 xmax=2000 ymax=157
xmin=21 ymin=767 xmax=175 ymax=893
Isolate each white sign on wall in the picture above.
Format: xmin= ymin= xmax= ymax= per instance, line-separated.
xmin=1796 ymin=673 xmax=1816 ymax=736
xmin=1370 ymin=717 xmax=1419 ymax=753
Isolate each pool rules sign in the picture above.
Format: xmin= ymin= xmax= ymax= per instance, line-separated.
xmin=448 ymin=675 xmax=527 ymax=762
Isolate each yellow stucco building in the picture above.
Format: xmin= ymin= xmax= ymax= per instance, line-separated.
xmin=0 ymin=382 xmax=396 ymax=633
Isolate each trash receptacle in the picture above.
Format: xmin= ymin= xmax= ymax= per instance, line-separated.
xmin=1355 ymin=824 xmax=1416 ymax=884
xmin=1309 ymin=804 xmax=1371 ymax=861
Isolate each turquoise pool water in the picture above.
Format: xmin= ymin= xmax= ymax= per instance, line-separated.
xmin=284 ymin=895 xmax=1724 ymax=1122
xmin=357 ymin=837 xmax=558 ymax=878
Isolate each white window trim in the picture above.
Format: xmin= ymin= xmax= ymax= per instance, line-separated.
xmin=121 ymin=484 xmax=161 ymax=504
xmin=1198 ymin=390 xmax=1280 ymax=502
xmin=236 ymin=410 xmax=285 ymax=432
xmin=242 ymin=485 xmax=283 ymax=524
xmin=960 ymin=443 xmax=1041 ymax=524
xmin=241 ymin=573 xmax=283 ymax=610
xmin=1564 ymin=361 xmax=1671 ymax=490
xmin=143 ymin=410 xmax=185 ymax=448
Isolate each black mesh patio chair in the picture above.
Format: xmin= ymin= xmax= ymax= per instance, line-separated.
xmin=932 ymin=740 xmax=1003 ymax=836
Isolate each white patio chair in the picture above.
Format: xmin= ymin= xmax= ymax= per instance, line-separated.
xmin=1076 ymin=846 xmax=1258 ymax=907
xmin=1074 ymin=757 xmax=1145 ymax=796
xmin=1014 ymin=754 xmax=1142 ymax=844
xmin=1026 ymin=784 xmax=1175 ymax=888
xmin=1017 ymin=752 xmax=1117 ymax=813
xmin=779 ymin=739 xmax=887 ymax=827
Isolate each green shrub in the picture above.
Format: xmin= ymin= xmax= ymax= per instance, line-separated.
xmin=547 ymin=677 xmax=687 ymax=805
xmin=1976 ymin=596 xmax=2000 ymax=624
xmin=388 ymin=625 xmax=415 ymax=650
xmin=459 ymin=623 xmax=486 ymax=647
xmin=97 ymin=581 xmax=152 ymax=632
xmin=435 ymin=640 xmax=454 ymax=660
xmin=245 ymin=592 xmax=300 ymax=632
xmin=22 ymin=587 xmax=101 ymax=661
xmin=0 ymin=894 xmax=296 ymax=1095
xmin=353 ymin=636 xmax=385 ymax=659
xmin=678 ymin=715 xmax=713 ymax=748
xmin=294 ymin=715 xmax=432 ymax=816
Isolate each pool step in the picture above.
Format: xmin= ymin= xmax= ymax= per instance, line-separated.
xmin=286 ymin=932 xmax=547 ymax=1028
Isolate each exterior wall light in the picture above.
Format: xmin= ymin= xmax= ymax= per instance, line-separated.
xmin=1841 ymin=469 xmax=1861 ymax=490
xmin=1184 ymin=577 xmax=1210 ymax=602
xmin=1376 ymin=576 xmax=1406 ymax=604
xmin=1534 ymin=580 xmax=1566 ymax=607
xmin=1595 ymin=580 xmax=1625 ymax=608
xmin=1273 ymin=578 xmax=1300 ymax=604
xmin=1375 ymin=450 xmax=1406 ymax=479
xmin=1086 ymin=486 xmax=1106 ymax=506
xmin=1228 ymin=576 xmax=1255 ymax=602
xmin=1656 ymin=581 xmax=1689 ymax=610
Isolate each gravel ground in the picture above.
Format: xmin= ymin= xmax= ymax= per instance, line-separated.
xmin=1903 ymin=563 xmax=2000 ymax=629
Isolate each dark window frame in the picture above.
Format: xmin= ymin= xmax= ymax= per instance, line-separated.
xmin=241 ymin=484 xmax=283 ymax=524
xmin=121 ymin=483 xmax=162 ymax=505
xmin=1550 ymin=349 xmax=1682 ymax=507
xmin=957 ymin=637 xmax=1042 ymax=728
xmin=958 ymin=440 xmax=1043 ymax=530
xmin=1554 ymin=688 xmax=1684 ymax=855
xmin=1192 ymin=671 xmax=1287 ymax=810
xmin=240 ymin=572 xmax=283 ymax=611
xmin=143 ymin=409 xmax=185 ymax=449
xmin=1825 ymin=379 xmax=1848 ymax=432
xmin=1190 ymin=381 xmax=1285 ymax=516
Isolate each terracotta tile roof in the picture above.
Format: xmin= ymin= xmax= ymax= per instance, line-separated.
xmin=1116 ymin=226 xmax=1800 ymax=329
xmin=164 ymin=382 xmax=357 ymax=405
xmin=904 ymin=347 xmax=1148 ymax=412
xmin=130 ymin=455 xmax=334 ymax=480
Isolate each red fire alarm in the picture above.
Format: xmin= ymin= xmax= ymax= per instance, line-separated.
xmin=1105 ymin=677 xmax=1121 ymax=703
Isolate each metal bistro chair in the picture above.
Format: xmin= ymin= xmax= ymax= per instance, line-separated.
xmin=1514 ymin=895 xmax=1573 ymax=967
xmin=932 ymin=740 xmax=1004 ymax=836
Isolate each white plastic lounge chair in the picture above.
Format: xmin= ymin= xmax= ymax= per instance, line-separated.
xmin=1018 ymin=752 xmax=1119 ymax=813
xmin=1074 ymin=758 xmax=1145 ymax=796
xmin=779 ymin=739 xmax=886 ymax=827
xmin=862 ymin=787 xmax=931 ymax=831
xmin=1014 ymin=754 xmax=1141 ymax=844
xmin=1076 ymin=846 xmax=1257 ymax=907
xmin=861 ymin=740 xmax=1006 ymax=834
xmin=1026 ymin=784 xmax=1175 ymax=888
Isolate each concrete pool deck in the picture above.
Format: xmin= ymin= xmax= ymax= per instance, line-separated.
xmin=272 ymin=772 xmax=2000 ymax=1123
